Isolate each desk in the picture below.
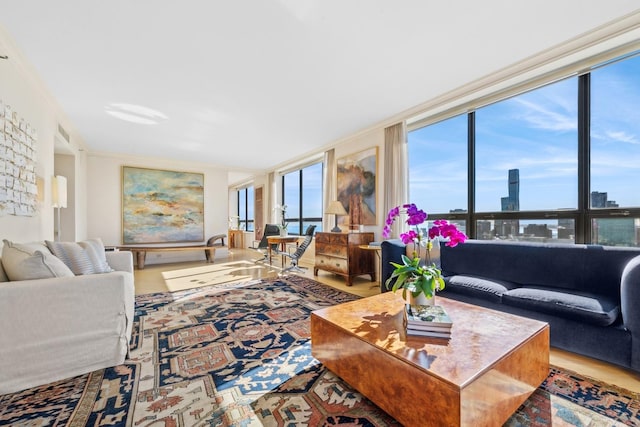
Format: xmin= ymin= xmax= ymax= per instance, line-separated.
xmin=228 ymin=229 xmax=245 ymax=249
xmin=359 ymin=244 xmax=381 ymax=287
xmin=267 ymin=235 xmax=300 ymax=266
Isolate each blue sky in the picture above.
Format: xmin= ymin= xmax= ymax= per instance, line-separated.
xmin=283 ymin=162 xmax=323 ymax=218
xmin=409 ymin=52 xmax=640 ymax=214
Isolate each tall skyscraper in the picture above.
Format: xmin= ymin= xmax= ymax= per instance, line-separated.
xmin=496 ymin=169 xmax=520 ymax=238
xmin=501 ymin=169 xmax=520 ymax=211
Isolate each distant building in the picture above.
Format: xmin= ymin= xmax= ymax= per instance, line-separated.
xmin=558 ymin=218 xmax=575 ymax=240
xmin=496 ymin=169 xmax=520 ymax=238
xmin=501 ymin=169 xmax=520 ymax=212
xmin=477 ymin=221 xmax=492 ymax=239
xmin=524 ymin=223 xmax=552 ymax=238
xmin=591 ymin=191 xmax=619 ymax=208
xmin=591 ymin=191 xmax=633 ymax=245
xmin=594 ymin=218 xmax=635 ymax=246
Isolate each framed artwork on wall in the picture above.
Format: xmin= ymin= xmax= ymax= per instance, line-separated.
xmin=0 ymin=99 xmax=38 ymax=217
xmin=336 ymin=147 xmax=377 ymax=227
xmin=122 ymin=166 xmax=204 ymax=244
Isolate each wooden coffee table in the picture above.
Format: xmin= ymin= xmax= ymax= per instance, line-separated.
xmin=311 ymin=292 xmax=549 ymax=426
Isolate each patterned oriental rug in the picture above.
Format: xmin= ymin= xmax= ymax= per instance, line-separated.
xmin=2 ymin=276 xmax=640 ymax=426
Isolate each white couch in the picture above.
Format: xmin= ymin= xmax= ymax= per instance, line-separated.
xmin=0 ymin=250 xmax=135 ymax=395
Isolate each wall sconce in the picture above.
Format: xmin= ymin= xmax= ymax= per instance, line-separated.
xmin=325 ymin=201 xmax=347 ymax=233
xmin=52 ymin=175 xmax=67 ymax=242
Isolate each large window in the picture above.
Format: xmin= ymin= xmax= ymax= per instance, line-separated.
xmin=282 ymin=162 xmax=323 ymax=234
xmin=408 ymin=51 xmax=640 ymax=246
xmin=237 ymin=186 xmax=254 ymax=231
xmin=590 ymin=54 xmax=640 ymax=245
xmin=475 ymin=78 xmax=578 ymax=212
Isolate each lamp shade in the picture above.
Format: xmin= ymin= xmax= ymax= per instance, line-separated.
xmin=52 ymin=175 xmax=67 ymax=209
xmin=326 ymin=200 xmax=347 ymax=232
xmin=325 ymin=200 xmax=347 ymax=215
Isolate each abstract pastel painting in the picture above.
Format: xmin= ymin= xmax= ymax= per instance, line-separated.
xmin=122 ymin=166 xmax=204 ymax=244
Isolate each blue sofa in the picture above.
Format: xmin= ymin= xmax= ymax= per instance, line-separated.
xmin=381 ymin=239 xmax=640 ymax=372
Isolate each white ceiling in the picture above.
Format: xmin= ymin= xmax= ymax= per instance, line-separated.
xmin=2 ymin=1 xmax=640 ymax=172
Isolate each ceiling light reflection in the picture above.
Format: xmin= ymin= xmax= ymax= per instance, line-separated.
xmin=105 ymin=103 xmax=168 ymax=125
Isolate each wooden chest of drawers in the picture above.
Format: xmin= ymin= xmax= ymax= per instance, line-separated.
xmin=314 ymin=232 xmax=375 ymax=286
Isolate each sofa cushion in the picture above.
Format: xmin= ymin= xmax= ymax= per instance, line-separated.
xmin=441 ymin=241 xmax=589 ymax=291
xmin=444 ymin=275 xmax=519 ymax=303
xmin=502 ymin=287 xmax=619 ymax=327
xmin=46 ymin=239 xmax=113 ymax=275
xmin=1 ymin=240 xmax=74 ymax=281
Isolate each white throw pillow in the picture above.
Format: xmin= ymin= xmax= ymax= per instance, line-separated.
xmin=2 ymin=239 xmax=74 ymax=281
xmin=46 ymin=238 xmax=114 ymax=275
xmin=78 ymin=238 xmax=114 ymax=273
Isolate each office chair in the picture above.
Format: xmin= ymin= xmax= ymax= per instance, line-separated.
xmin=251 ymin=224 xmax=281 ymax=263
xmin=280 ymin=225 xmax=317 ymax=274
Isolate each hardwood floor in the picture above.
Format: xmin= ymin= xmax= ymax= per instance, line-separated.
xmin=134 ymin=248 xmax=640 ymax=393
xmin=134 ymin=248 xmax=380 ymax=298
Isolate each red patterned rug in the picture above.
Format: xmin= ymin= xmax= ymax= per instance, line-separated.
xmin=1 ymin=276 xmax=639 ymax=426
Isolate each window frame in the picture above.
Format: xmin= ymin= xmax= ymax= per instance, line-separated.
xmin=281 ymin=161 xmax=324 ymax=235
xmin=236 ymin=186 xmax=254 ymax=232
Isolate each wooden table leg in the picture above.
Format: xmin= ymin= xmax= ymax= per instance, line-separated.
xmin=280 ymin=242 xmax=287 ymax=266
xmin=135 ymin=250 xmax=146 ymax=269
xmin=204 ymin=247 xmax=216 ymax=263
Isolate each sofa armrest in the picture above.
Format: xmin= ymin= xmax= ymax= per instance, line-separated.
xmin=107 ymin=250 xmax=134 ymax=274
xmin=381 ymin=239 xmax=406 ymax=293
xmin=621 ymin=254 xmax=640 ymax=370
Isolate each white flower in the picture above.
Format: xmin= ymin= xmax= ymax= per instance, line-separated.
xmin=274 ymin=205 xmax=287 ymax=228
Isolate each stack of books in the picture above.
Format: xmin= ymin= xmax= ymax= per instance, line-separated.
xmin=405 ymin=304 xmax=453 ymax=338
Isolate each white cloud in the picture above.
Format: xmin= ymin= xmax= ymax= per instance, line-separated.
xmin=511 ymin=98 xmax=576 ymax=132
xmin=605 ymin=130 xmax=639 ymax=145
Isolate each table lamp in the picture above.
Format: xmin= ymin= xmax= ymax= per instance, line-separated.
xmin=325 ymin=201 xmax=348 ymax=232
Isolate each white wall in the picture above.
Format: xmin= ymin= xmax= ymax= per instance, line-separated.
xmin=0 ymin=26 xmax=85 ymax=245
xmin=86 ymin=153 xmax=230 ymax=264
xmin=54 ymin=154 xmax=76 ymax=241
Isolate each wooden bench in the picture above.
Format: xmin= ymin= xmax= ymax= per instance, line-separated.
xmin=118 ymin=235 xmax=227 ymax=269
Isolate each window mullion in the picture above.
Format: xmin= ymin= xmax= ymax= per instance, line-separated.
xmin=468 ymin=112 xmax=476 ymax=239
xmin=298 ymin=169 xmax=304 ymax=233
xmin=577 ymin=73 xmax=590 ymax=244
